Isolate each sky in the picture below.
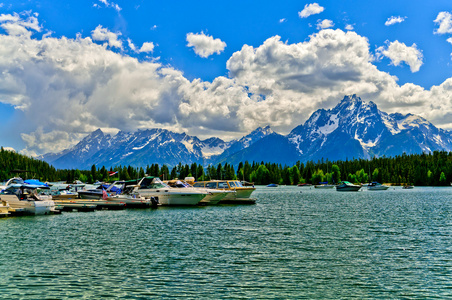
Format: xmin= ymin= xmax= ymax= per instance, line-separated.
xmin=1 ymin=0 xmax=452 ymax=156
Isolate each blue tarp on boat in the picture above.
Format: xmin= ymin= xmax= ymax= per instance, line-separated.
xmin=24 ymin=179 xmax=49 ymax=187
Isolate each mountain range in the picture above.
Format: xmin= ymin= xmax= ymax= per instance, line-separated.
xmin=39 ymin=95 xmax=452 ymax=169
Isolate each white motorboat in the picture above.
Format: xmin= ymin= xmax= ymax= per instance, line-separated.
xmin=193 ymin=180 xmax=256 ymax=204
xmin=166 ymin=180 xmax=230 ymax=205
xmin=336 ymin=181 xmax=362 ymax=192
xmin=134 ymin=177 xmax=207 ymax=206
xmin=106 ymin=184 xmax=158 ymax=208
xmin=314 ymin=182 xmax=335 ymax=189
xmin=367 ymin=182 xmax=389 ymax=191
xmin=0 ymin=183 xmax=56 ymax=215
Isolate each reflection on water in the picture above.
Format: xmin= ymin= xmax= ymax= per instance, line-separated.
xmin=1 ymin=186 xmax=452 ymax=298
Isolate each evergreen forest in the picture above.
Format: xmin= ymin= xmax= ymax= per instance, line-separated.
xmin=1 ymin=147 xmax=451 ymax=186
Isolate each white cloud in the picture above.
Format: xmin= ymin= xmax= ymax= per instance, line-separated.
xmin=434 ymin=11 xmax=452 ymax=34
xmin=376 ymin=40 xmax=423 ymax=72
xmin=345 ymin=24 xmax=354 ymax=30
xmin=279 ymin=18 xmax=287 ymax=23
xmin=317 ymin=19 xmax=334 ymax=30
xmin=139 ymin=42 xmax=154 ymax=53
xmin=97 ymin=0 xmax=122 ymax=12
xmin=447 ymin=37 xmax=452 ymax=45
xmin=298 ymin=3 xmax=324 ymax=18
xmin=385 ymin=16 xmax=406 ymax=26
xmin=1 ymin=13 xmax=452 ymax=155
xmin=91 ymin=25 xmax=122 ymax=49
xmin=0 ymin=12 xmax=41 ymax=37
xmin=186 ymin=32 xmax=226 ymax=58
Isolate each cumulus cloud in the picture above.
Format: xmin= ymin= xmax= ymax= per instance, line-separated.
xmin=186 ymin=32 xmax=226 ymax=58
xmin=345 ymin=24 xmax=354 ymax=30
xmin=447 ymin=37 xmax=452 ymax=45
xmin=1 ymin=13 xmax=452 ymax=155
xmin=128 ymin=39 xmax=154 ymax=53
xmin=434 ymin=11 xmax=452 ymax=34
xmin=139 ymin=42 xmax=154 ymax=53
xmin=91 ymin=25 xmax=122 ymax=48
xmin=0 ymin=12 xmax=41 ymax=37
xmin=279 ymin=18 xmax=287 ymax=23
xmin=385 ymin=16 xmax=406 ymax=26
xmin=298 ymin=3 xmax=324 ymax=18
xmin=317 ymin=19 xmax=334 ymax=30
xmin=376 ymin=41 xmax=423 ymax=72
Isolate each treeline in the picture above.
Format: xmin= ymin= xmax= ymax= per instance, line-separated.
xmin=1 ymin=147 xmax=452 ymax=186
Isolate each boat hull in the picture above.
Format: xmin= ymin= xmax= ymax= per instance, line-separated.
xmin=368 ymin=186 xmax=389 ymax=191
xmin=336 ymin=186 xmax=361 ymax=192
xmin=0 ymin=195 xmax=55 ymax=215
xmin=139 ymin=189 xmax=206 ymax=206
xmin=314 ymin=185 xmax=335 ymax=189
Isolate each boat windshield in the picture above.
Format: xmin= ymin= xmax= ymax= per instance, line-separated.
xmin=148 ymin=178 xmax=168 ymax=189
xmin=218 ymin=182 xmax=228 ymax=189
xmin=0 ymin=186 xmax=18 ymax=195
xmin=206 ymin=182 xmax=217 ymax=189
xmin=193 ymin=182 xmax=205 ymax=188
xmin=234 ymin=181 xmax=243 ymax=187
xmin=167 ymin=180 xmax=190 ymax=188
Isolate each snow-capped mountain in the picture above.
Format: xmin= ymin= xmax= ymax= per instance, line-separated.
xmin=40 ymin=95 xmax=452 ymax=169
xmin=287 ymin=94 xmax=452 ymax=162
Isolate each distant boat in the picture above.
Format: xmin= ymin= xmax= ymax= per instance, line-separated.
xmin=336 ymin=181 xmax=362 ymax=192
xmin=314 ymin=182 xmax=335 ymax=189
xmin=367 ymin=182 xmax=390 ymax=191
xmin=266 ymin=183 xmax=278 ymax=187
xmin=297 ymin=183 xmax=312 ymax=187
xmin=403 ymin=185 xmax=414 ymax=189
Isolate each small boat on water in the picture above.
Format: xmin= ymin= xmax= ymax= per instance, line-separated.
xmin=133 ymin=176 xmax=207 ymax=206
xmin=193 ymin=180 xmax=256 ymax=204
xmin=0 ymin=182 xmax=57 ymax=215
xmin=266 ymin=183 xmax=278 ymax=187
xmin=336 ymin=181 xmax=362 ymax=192
xmin=77 ymin=182 xmax=122 ymax=199
xmin=165 ymin=179 xmax=230 ymax=205
xmin=106 ymin=183 xmax=158 ymax=208
xmin=367 ymin=181 xmax=389 ymax=191
xmin=403 ymin=185 xmax=414 ymax=189
xmin=314 ymin=182 xmax=335 ymax=189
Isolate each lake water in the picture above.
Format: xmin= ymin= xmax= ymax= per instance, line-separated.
xmin=1 ymin=186 xmax=452 ymax=299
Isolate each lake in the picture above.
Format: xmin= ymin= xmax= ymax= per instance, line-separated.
xmin=1 ymin=186 xmax=451 ymax=299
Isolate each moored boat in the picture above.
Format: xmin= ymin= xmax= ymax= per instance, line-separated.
xmin=165 ymin=180 xmax=229 ymax=205
xmin=336 ymin=181 xmax=362 ymax=192
xmin=367 ymin=182 xmax=389 ymax=191
xmin=133 ymin=177 xmax=207 ymax=206
xmin=267 ymin=183 xmax=279 ymax=187
xmin=0 ymin=183 xmax=57 ymax=215
xmin=107 ymin=183 xmax=158 ymax=208
xmin=193 ymin=180 xmax=256 ymax=204
xmin=314 ymin=182 xmax=335 ymax=189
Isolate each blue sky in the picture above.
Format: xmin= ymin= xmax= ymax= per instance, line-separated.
xmin=1 ymin=0 xmax=452 ymax=155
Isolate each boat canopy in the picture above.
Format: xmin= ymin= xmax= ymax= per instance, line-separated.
xmin=24 ymin=179 xmax=49 ymax=187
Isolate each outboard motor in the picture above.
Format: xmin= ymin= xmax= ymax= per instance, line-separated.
xmin=150 ymin=196 xmax=159 ymax=208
